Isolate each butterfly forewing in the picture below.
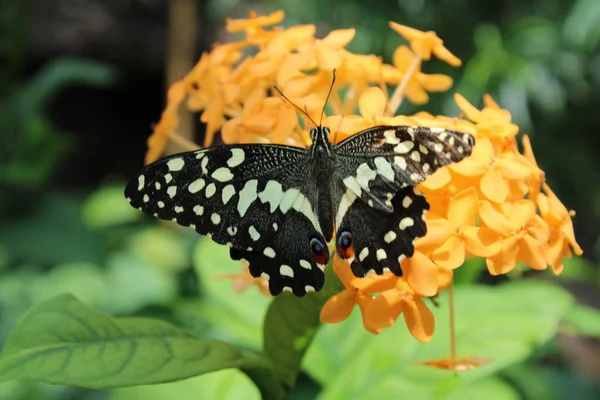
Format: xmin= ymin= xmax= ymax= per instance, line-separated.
xmin=124 ymin=144 xmax=328 ymax=297
xmin=333 ymin=126 xmax=474 ymax=213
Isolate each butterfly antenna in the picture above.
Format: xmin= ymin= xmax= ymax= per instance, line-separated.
xmin=319 ymin=69 xmax=337 ymax=128
xmin=273 ymin=85 xmax=317 ymax=130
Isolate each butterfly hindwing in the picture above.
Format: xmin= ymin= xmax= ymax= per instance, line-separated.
xmin=124 ymin=144 xmax=328 ymax=296
xmin=333 ymin=126 xmax=474 ymax=213
xmin=335 ymin=186 xmax=429 ymax=277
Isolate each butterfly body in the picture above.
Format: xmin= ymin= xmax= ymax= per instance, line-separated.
xmin=125 ymin=125 xmax=474 ymax=297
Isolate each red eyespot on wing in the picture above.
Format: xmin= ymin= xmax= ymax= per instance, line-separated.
xmin=337 ymin=231 xmax=355 ymax=260
xmin=310 ymin=237 xmax=329 ymax=265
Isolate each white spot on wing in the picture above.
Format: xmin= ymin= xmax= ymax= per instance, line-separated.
xmin=258 ymin=180 xmax=283 ymax=213
xmin=402 ymin=195 xmax=413 ymax=208
xmin=237 ymin=179 xmax=258 ymax=218
xmin=263 ymin=247 xmax=276 ymax=258
xmin=394 ymin=141 xmax=415 ymax=154
xmin=211 ymin=213 xmax=221 ymax=224
xmin=157 ymin=201 xmax=165 ymax=208
xmin=384 ymin=129 xmax=400 ymax=144
xmin=376 ymin=249 xmax=387 ymax=261
xmin=188 ymin=178 xmax=205 ymax=193
xmin=175 ymin=206 xmax=184 ymax=213
xmin=221 ymin=184 xmax=236 ymax=205
xmin=164 ymin=173 xmax=173 ymax=184
xmin=384 ymin=231 xmax=397 ymax=243
xmin=137 ymin=175 xmax=145 ymax=190
xmin=143 ymin=194 xmax=149 ymax=203
xmin=211 ymin=167 xmax=233 ymax=182
xmin=248 ymin=225 xmax=261 ymax=241
xmin=356 ymin=163 xmax=377 ymax=191
xmin=280 ymin=265 xmax=294 ymax=278
xmin=167 ymin=158 xmax=185 ymax=171
xmin=167 ymin=186 xmax=177 ymax=198
xmin=299 ymin=259 xmax=311 ymax=270
xmin=205 ymin=183 xmax=216 ymax=198
xmin=358 ymin=247 xmax=369 ymax=262
xmin=335 ymin=189 xmax=357 ymax=229
xmin=343 ymin=176 xmax=362 ymax=197
xmin=399 ymin=217 xmax=414 ymax=230
xmin=227 ymin=148 xmax=245 ymax=167
xmin=193 ymin=205 xmax=204 ymax=215
xmin=394 ymin=156 xmax=407 ymax=170
xmin=374 ymin=157 xmax=395 ymax=181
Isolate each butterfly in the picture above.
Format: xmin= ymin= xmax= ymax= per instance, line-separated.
xmin=125 ymin=78 xmax=475 ymax=297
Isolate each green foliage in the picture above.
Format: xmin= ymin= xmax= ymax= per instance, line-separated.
xmin=304 ymin=281 xmax=574 ymax=399
xmin=0 ymin=294 xmax=286 ymax=399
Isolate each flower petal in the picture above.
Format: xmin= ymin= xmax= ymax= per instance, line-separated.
xmin=432 ymin=45 xmax=462 ymax=66
xmin=485 ymin=236 xmax=519 ymax=275
xmin=462 ymin=226 xmax=502 ymax=257
xmin=405 ymin=251 xmax=439 ymax=296
xmin=358 ymin=87 xmax=387 ymax=120
xmin=417 ymin=73 xmax=453 ymax=92
xmin=321 ymin=28 xmax=356 ymax=48
xmin=320 ymin=289 xmax=356 ymax=323
xmin=403 ymin=298 xmax=435 ymax=342
xmin=508 ymin=200 xmax=536 ymax=226
xmin=416 ymin=217 xmax=453 ymax=252
xmin=481 ymin=168 xmax=509 ymax=203
xmin=519 ymin=234 xmax=548 ymax=271
xmin=454 ymin=93 xmax=483 ymax=123
xmin=447 ymin=187 xmax=478 ymax=227
xmin=364 ymin=290 xmax=404 ymax=329
xmin=432 ymin=236 xmax=465 ymax=269
xmin=478 ymin=200 xmax=519 ymax=236
xmin=420 ymin=167 xmax=451 ymax=190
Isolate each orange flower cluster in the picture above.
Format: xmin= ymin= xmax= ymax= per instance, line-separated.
xmin=145 ymin=11 xmax=583 ymax=342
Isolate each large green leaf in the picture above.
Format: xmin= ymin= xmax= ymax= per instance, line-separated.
xmin=0 ymin=294 xmax=285 ymax=399
xmin=111 ymin=370 xmax=260 ymax=400
xmin=304 ymin=280 xmax=574 ymax=399
xmin=263 ymin=263 xmax=343 ymax=391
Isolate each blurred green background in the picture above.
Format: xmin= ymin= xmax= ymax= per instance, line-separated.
xmin=1 ymin=0 xmax=599 ymax=399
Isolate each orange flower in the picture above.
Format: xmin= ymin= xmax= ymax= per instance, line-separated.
xmin=142 ymin=11 xmax=583 ymax=344
xmin=390 ymin=46 xmax=454 ymax=105
xmin=320 ymin=257 xmax=396 ymax=334
xmin=389 ymin=22 xmax=462 ymax=66
xmin=364 ymin=278 xmax=435 ymax=342
xmin=216 ymin=264 xmax=271 ymax=296
xmin=479 ymin=200 xmax=550 ymax=274
xmin=454 ymin=93 xmax=519 ymax=140
xmin=450 ymin=137 xmax=531 ymax=203
xmin=537 ymin=184 xmax=583 ymax=274
xmin=417 ymin=188 xmax=502 ymax=270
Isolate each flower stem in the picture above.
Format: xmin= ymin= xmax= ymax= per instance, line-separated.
xmin=168 ymin=130 xmax=201 ymax=151
xmin=448 ymin=278 xmax=457 ymax=373
xmin=388 ymin=52 xmax=422 ymax=115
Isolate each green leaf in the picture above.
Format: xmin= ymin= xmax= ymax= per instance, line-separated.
xmin=563 ymin=302 xmax=600 ymax=337
xmin=111 ymin=370 xmax=261 ymax=400
xmin=0 ymin=294 xmax=285 ymax=399
xmin=304 ymin=280 xmax=574 ymax=399
xmin=263 ymin=262 xmax=343 ymax=391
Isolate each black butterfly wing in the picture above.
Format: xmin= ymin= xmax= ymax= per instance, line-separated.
xmin=333 ymin=126 xmax=474 ymax=276
xmin=335 ymin=186 xmax=428 ymax=277
xmin=333 ymin=126 xmax=475 ymax=212
xmin=124 ymin=144 xmax=328 ymax=296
